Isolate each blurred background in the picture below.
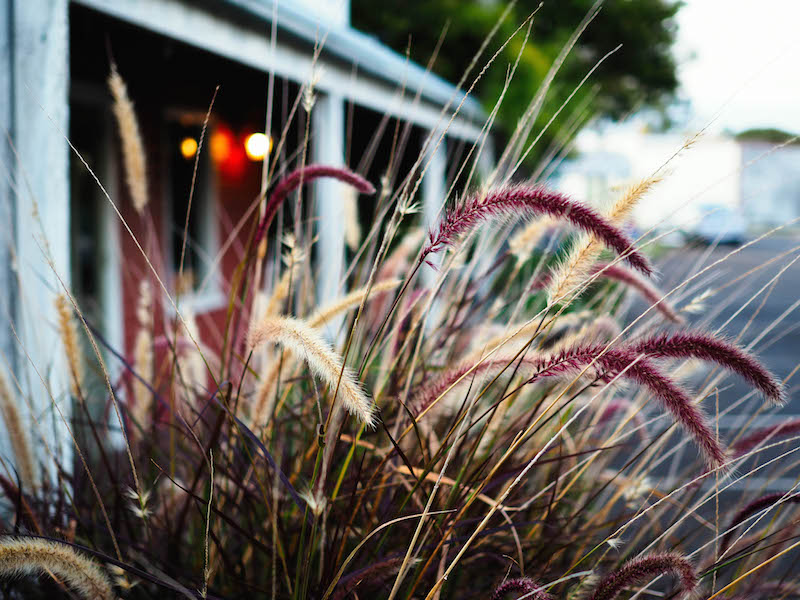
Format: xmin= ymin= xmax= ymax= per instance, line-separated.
xmin=356 ymin=0 xmax=800 ymax=242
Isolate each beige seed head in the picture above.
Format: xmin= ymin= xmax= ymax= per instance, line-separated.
xmin=342 ymin=186 xmax=362 ymax=251
xmin=55 ymin=294 xmax=83 ymax=399
xmin=0 ymin=537 xmax=115 ymax=600
xmin=0 ymin=371 xmax=37 ymax=490
xmin=308 ymin=279 xmax=402 ymax=329
xmin=248 ymin=316 xmax=376 ymax=427
xmin=508 ymin=216 xmax=554 ymax=262
xmin=131 ymin=281 xmax=154 ymax=432
xmin=548 ymin=176 xmax=661 ymax=304
xmin=108 ymin=66 xmax=148 ymax=215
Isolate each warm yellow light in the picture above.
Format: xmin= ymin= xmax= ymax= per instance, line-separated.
xmin=244 ymin=132 xmax=272 ymax=161
xmin=209 ymin=129 xmax=232 ymax=163
xmin=180 ymin=137 xmax=198 ymax=159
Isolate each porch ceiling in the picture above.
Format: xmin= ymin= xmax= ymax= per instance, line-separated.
xmin=72 ymin=0 xmax=488 ymax=140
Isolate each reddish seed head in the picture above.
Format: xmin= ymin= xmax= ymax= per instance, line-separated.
xmin=253 ymin=165 xmax=375 ymax=244
xmin=629 ymin=331 xmax=786 ymax=405
xmin=421 ymin=185 xmax=651 ymax=275
xmin=410 ymin=342 xmax=726 ymax=467
xmin=331 ymin=557 xmax=406 ymax=600
xmin=732 ymin=417 xmax=800 ymax=458
xmin=525 ymin=344 xmax=725 ymax=467
xmin=491 ymin=577 xmax=552 ymax=600
xmin=589 ymin=553 xmax=697 ymax=600
xmin=408 ymin=355 xmax=540 ymax=418
xmin=593 ymin=348 xmax=726 ymax=468
xmin=597 ymin=398 xmax=648 ymax=438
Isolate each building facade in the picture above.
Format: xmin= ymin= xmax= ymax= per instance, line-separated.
xmin=0 ymin=0 xmax=490 ymax=466
xmin=559 ymin=127 xmax=800 ymax=236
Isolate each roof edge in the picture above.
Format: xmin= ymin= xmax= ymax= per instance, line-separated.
xmin=221 ymin=0 xmax=487 ymax=123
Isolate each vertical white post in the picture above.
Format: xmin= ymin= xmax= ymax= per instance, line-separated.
xmin=5 ymin=0 xmax=71 ymax=477
xmin=421 ymin=129 xmax=447 ymax=287
xmin=478 ymin=135 xmax=497 ymax=187
xmin=312 ymin=92 xmax=347 ymax=334
xmin=0 ymin=5 xmax=15 ymax=368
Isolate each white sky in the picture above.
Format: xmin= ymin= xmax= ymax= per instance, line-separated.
xmin=676 ymin=0 xmax=800 ymax=134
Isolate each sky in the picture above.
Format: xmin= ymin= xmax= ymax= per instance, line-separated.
xmin=675 ymin=0 xmax=800 ymax=134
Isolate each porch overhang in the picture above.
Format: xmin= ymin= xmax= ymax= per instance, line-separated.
xmin=72 ymin=0 xmax=488 ymax=140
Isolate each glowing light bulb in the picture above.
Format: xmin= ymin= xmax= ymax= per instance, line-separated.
xmin=210 ymin=129 xmax=232 ymax=163
xmin=180 ymin=137 xmax=198 ymax=159
xmin=244 ymin=132 xmax=272 ymax=161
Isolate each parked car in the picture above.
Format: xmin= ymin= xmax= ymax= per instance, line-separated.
xmin=690 ymin=205 xmax=748 ymax=245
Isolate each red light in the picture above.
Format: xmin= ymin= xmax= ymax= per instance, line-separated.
xmin=210 ymin=125 xmax=246 ymax=179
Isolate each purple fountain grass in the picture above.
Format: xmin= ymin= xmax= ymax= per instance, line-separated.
xmin=253 ymin=164 xmax=376 ymax=244
xmin=491 ymin=577 xmax=552 ymax=600
xmin=720 ymin=491 xmax=800 ymax=552
xmin=590 ymin=263 xmax=684 ymax=324
xmin=629 ymin=332 xmax=785 ymax=405
xmin=577 ymin=346 xmax=726 ymax=467
xmin=731 ymin=417 xmax=800 ymax=458
xmin=589 ymin=552 xmax=697 ymax=600
xmin=420 ymin=185 xmax=652 ymax=275
xmin=410 ymin=342 xmax=725 ymax=466
xmin=531 ymin=344 xmax=725 ymax=466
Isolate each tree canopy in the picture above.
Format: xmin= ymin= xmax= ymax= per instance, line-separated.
xmin=735 ymin=128 xmax=800 ymax=145
xmin=353 ymin=0 xmax=683 ymax=167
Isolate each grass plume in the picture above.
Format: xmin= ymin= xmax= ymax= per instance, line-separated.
xmin=629 ymin=331 xmax=785 ymax=405
xmin=547 ymin=176 xmax=660 ymax=303
xmin=108 ymin=64 xmax=148 ymax=214
xmin=589 ymin=553 xmax=697 ymax=600
xmin=55 ymin=294 xmax=83 ymax=398
xmin=0 ymin=371 xmax=37 ymax=490
xmin=248 ymin=315 xmax=376 ymax=427
xmin=732 ymin=417 xmax=800 ymax=457
xmin=590 ymin=262 xmax=684 ymax=323
xmin=491 ymin=577 xmax=553 ymax=600
xmin=0 ymin=538 xmax=114 ymax=600
xmin=720 ymin=491 xmax=800 ymax=552
xmin=130 ymin=280 xmax=154 ymax=434
xmin=254 ymin=165 xmax=376 ymax=243
xmin=421 ymin=184 xmax=651 ymax=275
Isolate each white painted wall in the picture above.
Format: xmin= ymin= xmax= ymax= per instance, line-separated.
xmin=5 ymin=0 xmax=72 ymax=479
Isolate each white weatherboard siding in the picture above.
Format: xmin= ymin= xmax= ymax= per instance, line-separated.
xmin=4 ymin=0 xmax=72 ymax=478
